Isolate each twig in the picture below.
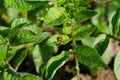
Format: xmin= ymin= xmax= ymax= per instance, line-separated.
xmin=75 ymin=58 xmax=80 ymax=80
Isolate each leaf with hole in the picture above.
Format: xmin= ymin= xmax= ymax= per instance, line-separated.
xmin=46 ymin=34 xmax=70 ymax=46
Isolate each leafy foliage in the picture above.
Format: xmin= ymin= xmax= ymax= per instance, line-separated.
xmin=0 ymin=0 xmax=120 ymax=80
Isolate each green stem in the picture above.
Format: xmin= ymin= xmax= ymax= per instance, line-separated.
xmin=100 ymin=32 xmax=120 ymax=42
xmin=75 ymin=58 xmax=80 ymax=80
xmin=106 ymin=34 xmax=120 ymax=42
xmin=70 ymin=19 xmax=80 ymax=80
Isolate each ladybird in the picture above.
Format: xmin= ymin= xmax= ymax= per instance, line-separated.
xmin=57 ymin=36 xmax=63 ymax=42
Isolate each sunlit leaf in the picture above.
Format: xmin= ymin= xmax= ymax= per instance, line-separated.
xmin=4 ymin=0 xmax=47 ymax=11
xmin=11 ymin=18 xmax=27 ymax=29
xmin=43 ymin=7 xmax=66 ymax=26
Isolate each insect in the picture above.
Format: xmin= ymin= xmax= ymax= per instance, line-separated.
xmin=57 ymin=36 xmax=63 ymax=42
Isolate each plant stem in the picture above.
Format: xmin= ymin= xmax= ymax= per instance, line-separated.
xmin=75 ymin=58 xmax=80 ymax=80
xmin=70 ymin=19 xmax=80 ymax=80
xmin=106 ymin=34 xmax=120 ymax=42
xmin=100 ymin=32 xmax=120 ymax=42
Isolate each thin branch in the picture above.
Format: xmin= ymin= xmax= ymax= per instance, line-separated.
xmin=106 ymin=34 xmax=120 ymax=42
xmin=75 ymin=58 xmax=80 ymax=80
xmin=100 ymin=32 xmax=120 ymax=42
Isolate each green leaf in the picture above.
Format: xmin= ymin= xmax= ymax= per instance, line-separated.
xmin=73 ymin=25 xmax=95 ymax=40
xmin=32 ymin=45 xmax=53 ymax=74
xmin=114 ymin=51 xmax=120 ymax=80
xmin=6 ymin=45 xmax=23 ymax=61
xmin=43 ymin=7 xmax=66 ymax=26
xmin=46 ymin=34 xmax=70 ymax=46
xmin=33 ymin=44 xmax=53 ymax=75
xmin=0 ymin=26 xmax=10 ymax=41
xmin=94 ymin=0 xmax=111 ymax=2
xmin=11 ymin=18 xmax=27 ymax=29
xmin=111 ymin=8 xmax=120 ymax=35
xmin=4 ymin=0 xmax=47 ymax=11
xmin=93 ymin=34 xmax=109 ymax=55
xmin=0 ymin=26 xmax=9 ymax=31
xmin=27 ymin=0 xmax=50 ymax=1
xmin=0 ymin=44 xmax=7 ymax=65
xmin=19 ymin=72 xmax=42 ymax=80
xmin=74 ymin=0 xmax=89 ymax=8
xmin=81 ymin=37 xmax=95 ymax=47
xmin=75 ymin=45 xmax=107 ymax=68
xmin=11 ymin=30 xmax=50 ymax=45
xmin=3 ymin=70 xmax=42 ymax=80
xmin=0 ymin=35 xmax=6 ymax=44
xmin=45 ymin=51 xmax=71 ymax=80
xmin=57 ymin=27 xmax=72 ymax=35
xmin=74 ymin=8 xmax=97 ymax=22
xmin=10 ymin=49 xmax=27 ymax=71
xmin=33 ymin=45 xmax=43 ymax=73
xmin=57 ymin=0 xmax=66 ymax=5
xmin=71 ymin=76 xmax=78 ymax=80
